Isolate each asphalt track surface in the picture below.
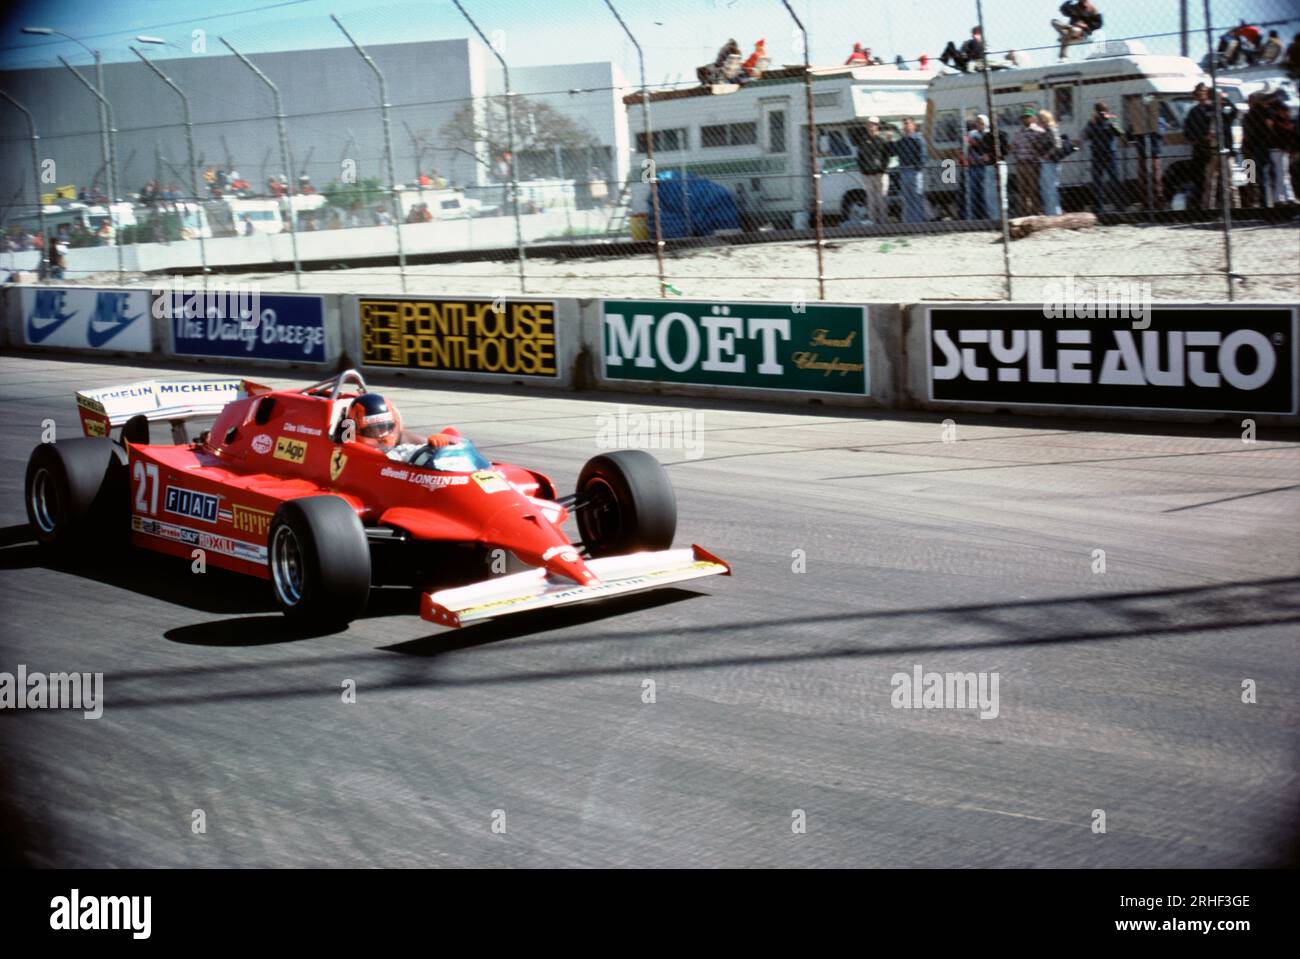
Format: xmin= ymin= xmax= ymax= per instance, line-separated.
xmin=1 ymin=353 xmax=1297 ymax=868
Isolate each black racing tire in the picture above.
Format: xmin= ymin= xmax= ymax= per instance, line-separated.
xmin=268 ymin=496 xmax=371 ymax=629
xmin=576 ymin=450 xmax=676 ymax=558
xmin=25 ymin=439 xmax=124 ymax=551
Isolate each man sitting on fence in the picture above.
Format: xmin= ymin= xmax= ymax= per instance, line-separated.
xmin=1052 ymin=1 xmax=1103 ymax=62
xmin=697 ymin=39 xmax=743 ymax=86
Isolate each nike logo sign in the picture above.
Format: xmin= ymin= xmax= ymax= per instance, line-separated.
xmin=86 ymin=292 xmax=143 ymax=348
xmin=25 ymin=290 xmax=77 ymax=344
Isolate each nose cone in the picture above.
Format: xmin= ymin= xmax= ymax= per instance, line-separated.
xmin=482 ymin=501 xmax=597 ymax=585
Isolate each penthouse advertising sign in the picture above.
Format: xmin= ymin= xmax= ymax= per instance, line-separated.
xmin=359 ymin=298 xmax=557 ymax=377
xmin=926 ymin=307 xmax=1297 ymax=414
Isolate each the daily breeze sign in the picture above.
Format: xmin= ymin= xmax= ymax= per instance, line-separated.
xmin=22 ymin=287 xmax=151 ymax=351
xmin=602 ymin=300 xmax=868 ymax=394
xmin=166 ymin=291 xmax=327 ymax=362
xmin=926 ymin=306 xmax=1297 ymax=414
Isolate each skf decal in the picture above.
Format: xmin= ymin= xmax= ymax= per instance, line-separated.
xmin=330 ymin=449 xmax=348 ymax=482
xmin=274 ymin=436 xmax=308 ymax=464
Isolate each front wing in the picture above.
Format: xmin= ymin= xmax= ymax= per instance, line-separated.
xmin=421 ymin=545 xmax=731 ymax=627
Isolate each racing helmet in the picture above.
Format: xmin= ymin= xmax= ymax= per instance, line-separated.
xmin=346 ymin=392 xmax=402 ymax=448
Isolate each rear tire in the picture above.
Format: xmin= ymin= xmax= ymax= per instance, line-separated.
xmin=25 ymin=439 xmax=124 ymax=551
xmin=576 ymin=450 xmax=676 ymax=557
xmin=268 ymin=496 xmax=371 ymax=629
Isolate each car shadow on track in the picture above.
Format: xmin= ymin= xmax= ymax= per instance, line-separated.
xmin=0 ymin=523 xmax=277 ymax=616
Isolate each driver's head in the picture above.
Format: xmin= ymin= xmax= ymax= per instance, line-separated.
xmin=347 ymin=392 xmax=402 ymax=448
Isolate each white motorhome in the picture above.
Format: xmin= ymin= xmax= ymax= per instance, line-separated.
xmin=924 ymin=41 xmax=1247 ymax=211
xmin=625 ymin=64 xmax=935 ymax=226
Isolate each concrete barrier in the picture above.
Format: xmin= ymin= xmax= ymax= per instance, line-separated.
xmin=4 ymin=280 xmax=1296 ymax=427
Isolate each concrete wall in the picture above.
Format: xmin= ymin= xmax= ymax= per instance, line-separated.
xmin=4 ymin=284 xmax=1296 ymax=428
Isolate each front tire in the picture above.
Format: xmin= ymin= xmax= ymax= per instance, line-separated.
xmin=25 ymin=439 xmax=124 ymax=550
xmin=576 ymin=450 xmax=676 ymax=557
xmin=268 ymin=496 xmax=371 ymax=628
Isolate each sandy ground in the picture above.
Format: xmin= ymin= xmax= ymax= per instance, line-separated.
xmin=75 ymin=219 xmax=1299 ymax=302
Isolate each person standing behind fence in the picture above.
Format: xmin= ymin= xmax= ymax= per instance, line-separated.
xmin=1037 ymin=109 xmax=1072 ymax=215
xmin=971 ymin=114 xmax=1006 ymax=220
xmin=895 ymin=118 xmax=928 ymax=223
xmin=1011 ymin=107 xmax=1044 ymax=216
xmin=855 ymin=117 xmax=893 ymax=224
xmin=1266 ymin=90 xmax=1297 ymax=206
xmin=1084 ymin=102 xmax=1124 ymax=213
xmin=1242 ymin=92 xmax=1274 ymax=207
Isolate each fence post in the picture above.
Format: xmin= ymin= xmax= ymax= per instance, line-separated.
xmin=604 ymin=0 xmax=667 ymax=298
xmin=0 ymin=91 xmax=49 ymax=278
xmin=781 ymin=0 xmax=826 ymax=301
xmin=59 ymin=57 xmax=124 ymax=282
xmin=331 ymin=15 xmax=408 ymax=293
xmin=132 ymin=47 xmax=208 ymax=289
xmin=1200 ymin=0 xmax=1235 ymax=301
xmin=974 ymin=0 xmax=1013 ymax=300
xmin=451 ymin=0 xmax=527 ymax=294
xmin=220 ymin=38 xmax=303 ymax=290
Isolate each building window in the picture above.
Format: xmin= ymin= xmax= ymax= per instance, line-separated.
xmin=635 ymin=128 xmax=687 ymax=153
xmin=701 ymin=122 xmax=760 ymax=148
xmin=768 ymin=111 xmax=786 ymax=153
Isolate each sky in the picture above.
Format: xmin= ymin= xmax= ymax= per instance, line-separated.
xmin=2 ymin=0 xmax=1297 ymax=92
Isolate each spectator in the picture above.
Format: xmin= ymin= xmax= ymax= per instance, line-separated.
xmin=1037 ymin=109 xmax=1073 ymax=215
xmin=1127 ymin=97 xmax=1165 ymax=211
xmin=48 ymin=233 xmax=67 ymax=280
xmin=241 ymin=213 xmax=255 ymax=236
xmin=95 ymin=220 xmax=111 ymax=245
xmin=970 ymin=113 xmax=1007 ymax=218
xmin=697 ymin=39 xmax=742 ymax=85
xmin=919 ymin=53 xmax=930 ymax=70
xmin=742 ymin=39 xmax=769 ymax=78
xmin=1219 ymin=21 xmax=1261 ymax=67
xmin=1242 ymin=92 xmax=1274 ymax=207
xmin=962 ymin=119 xmax=985 ymax=219
xmin=418 ymin=171 xmax=432 ymax=188
xmin=1052 ymin=1 xmax=1103 ymax=62
xmin=1084 ymin=101 xmax=1124 ymax=213
xmin=1286 ymin=33 xmax=1300 ymax=77
xmin=939 ymin=27 xmax=983 ymax=73
xmin=1266 ymin=91 xmax=1297 ymax=206
xmin=895 ymin=117 xmax=928 ymax=223
xmin=895 ymin=54 xmax=909 ymax=70
xmin=1201 ymin=92 xmax=1241 ymax=210
xmin=1011 ymin=107 xmax=1044 ymax=215
xmin=1183 ymin=83 xmax=1215 ymax=208
xmin=854 ymin=116 xmax=893 ymax=224
xmin=845 ymin=42 xmax=869 ymax=66
xmin=1258 ymin=30 xmax=1283 ymax=65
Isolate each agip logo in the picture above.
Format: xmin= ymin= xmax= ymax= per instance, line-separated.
xmin=274 ymin=436 xmax=308 ymax=464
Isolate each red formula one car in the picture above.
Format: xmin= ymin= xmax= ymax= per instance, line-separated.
xmin=24 ymin=370 xmax=729 ymax=628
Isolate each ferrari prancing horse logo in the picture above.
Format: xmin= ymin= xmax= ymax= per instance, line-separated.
xmin=330 ymin=449 xmax=348 ymax=482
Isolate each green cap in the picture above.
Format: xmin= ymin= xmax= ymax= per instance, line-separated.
xmin=1022 ymin=106 xmax=1037 ymax=117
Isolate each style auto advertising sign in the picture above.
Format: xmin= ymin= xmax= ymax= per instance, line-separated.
xmin=926 ymin=307 xmax=1297 ymax=414
xmin=602 ymin=300 xmax=868 ymax=394
xmin=22 ymin=287 xmax=151 ymax=351
xmin=359 ymin=297 xmax=557 ymax=377
xmin=167 ymin=291 xmax=327 ymax=362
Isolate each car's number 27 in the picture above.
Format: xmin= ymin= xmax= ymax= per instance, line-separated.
xmin=133 ymin=460 xmax=160 ymax=514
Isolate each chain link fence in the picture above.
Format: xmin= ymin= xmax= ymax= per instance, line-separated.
xmin=1 ymin=0 xmax=1296 ymax=301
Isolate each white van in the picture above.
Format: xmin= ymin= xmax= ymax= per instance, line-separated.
xmin=924 ymin=42 xmax=1247 ymax=211
xmin=626 ymin=63 xmax=934 ymax=227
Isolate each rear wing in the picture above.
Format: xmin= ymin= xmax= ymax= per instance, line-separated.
xmin=75 ymin=377 xmax=271 ymax=442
